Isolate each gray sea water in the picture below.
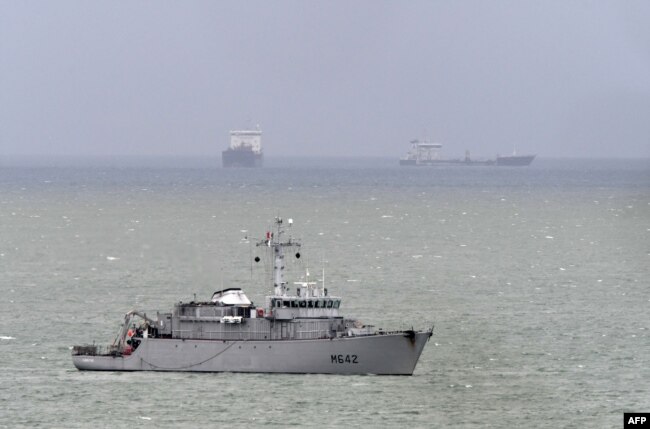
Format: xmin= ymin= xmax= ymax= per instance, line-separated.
xmin=1 ymin=158 xmax=648 ymax=428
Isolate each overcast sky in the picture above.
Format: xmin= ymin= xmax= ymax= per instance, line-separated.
xmin=1 ymin=1 xmax=649 ymax=159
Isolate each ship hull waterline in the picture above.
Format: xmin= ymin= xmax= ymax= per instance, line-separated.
xmin=73 ymin=331 xmax=431 ymax=375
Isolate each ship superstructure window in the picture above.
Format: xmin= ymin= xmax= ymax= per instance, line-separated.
xmin=291 ymin=300 xmax=298 ymax=308
xmin=327 ymin=300 xmax=333 ymax=308
xmin=308 ymin=300 xmax=314 ymax=308
xmin=283 ymin=300 xmax=290 ymax=308
xmin=315 ymin=300 xmax=322 ymax=308
xmin=299 ymin=300 xmax=307 ymax=308
xmin=334 ymin=300 xmax=340 ymax=309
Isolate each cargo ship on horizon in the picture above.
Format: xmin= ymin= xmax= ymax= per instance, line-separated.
xmin=399 ymin=139 xmax=535 ymax=167
xmin=222 ymin=127 xmax=263 ymax=168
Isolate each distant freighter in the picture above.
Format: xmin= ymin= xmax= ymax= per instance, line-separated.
xmin=222 ymin=128 xmax=263 ymax=168
xmin=399 ymin=139 xmax=535 ymax=167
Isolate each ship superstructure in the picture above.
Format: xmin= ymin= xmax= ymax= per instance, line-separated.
xmin=399 ymin=139 xmax=444 ymax=166
xmin=72 ymin=217 xmax=433 ymax=375
xmin=222 ymin=128 xmax=263 ymax=168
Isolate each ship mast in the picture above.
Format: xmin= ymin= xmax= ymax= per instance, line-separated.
xmin=257 ymin=217 xmax=300 ymax=296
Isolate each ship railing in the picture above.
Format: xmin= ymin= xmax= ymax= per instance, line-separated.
xmin=172 ymin=329 xmax=199 ymax=340
xmin=170 ymin=328 xmax=331 ymax=341
xmin=72 ymin=344 xmax=121 ymax=356
xmin=295 ymin=329 xmax=330 ymax=340
xmin=172 ymin=329 xmax=262 ymax=341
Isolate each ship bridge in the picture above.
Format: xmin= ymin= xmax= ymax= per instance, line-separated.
xmin=229 ymin=129 xmax=262 ymax=153
xmin=267 ymin=295 xmax=341 ymax=320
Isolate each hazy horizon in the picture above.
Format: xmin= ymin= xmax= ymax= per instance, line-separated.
xmin=2 ymin=1 xmax=649 ymax=159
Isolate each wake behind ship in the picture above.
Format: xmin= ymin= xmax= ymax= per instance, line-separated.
xmin=222 ymin=128 xmax=263 ymax=167
xmin=72 ymin=217 xmax=433 ymax=375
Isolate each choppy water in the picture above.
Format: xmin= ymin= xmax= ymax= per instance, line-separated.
xmin=1 ymin=158 xmax=648 ymax=428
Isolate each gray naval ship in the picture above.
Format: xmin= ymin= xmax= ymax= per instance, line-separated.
xmin=72 ymin=217 xmax=433 ymax=375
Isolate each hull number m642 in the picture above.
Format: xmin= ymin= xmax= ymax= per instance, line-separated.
xmin=331 ymin=354 xmax=358 ymax=364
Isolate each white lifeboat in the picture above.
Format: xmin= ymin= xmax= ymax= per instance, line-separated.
xmin=211 ymin=288 xmax=252 ymax=306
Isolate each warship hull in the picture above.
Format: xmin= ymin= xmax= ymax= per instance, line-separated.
xmin=73 ymin=331 xmax=431 ymax=375
xmin=73 ymin=217 xmax=434 ymax=376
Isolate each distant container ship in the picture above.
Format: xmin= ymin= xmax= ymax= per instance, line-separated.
xmin=399 ymin=139 xmax=535 ymax=167
xmin=222 ymin=128 xmax=263 ymax=168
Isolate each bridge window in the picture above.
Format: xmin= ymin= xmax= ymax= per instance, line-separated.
xmin=283 ymin=300 xmax=290 ymax=308
xmin=333 ymin=300 xmax=340 ymax=309
xmin=307 ymin=300 xmax=314 ymax=308
xmin=299 ymin=300 xmax=306 ymax=308
xmin=291 ymin=300 xmax=298 ymax=308
xmin=315 ymin=300 xmax=322 ymax=308
xmin=326 ymin=300 xmax=333 ymax=308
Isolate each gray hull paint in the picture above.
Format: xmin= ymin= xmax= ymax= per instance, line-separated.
xmin=73 ymin=332 xmax=431 ymax=375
